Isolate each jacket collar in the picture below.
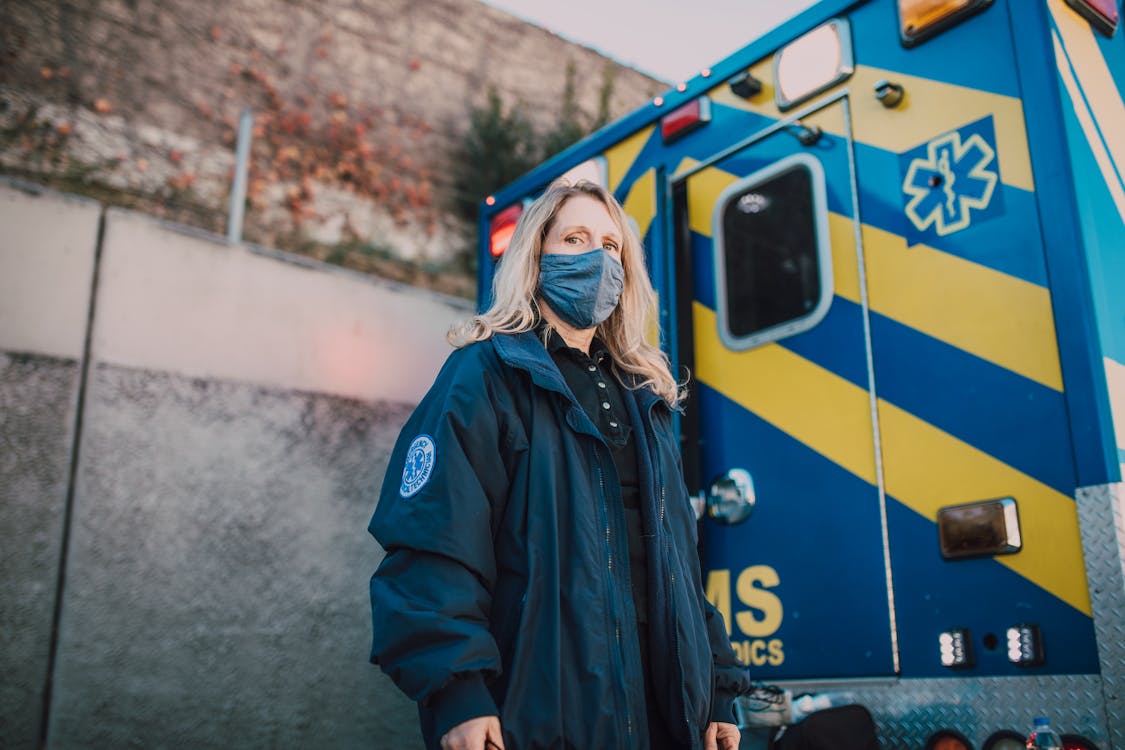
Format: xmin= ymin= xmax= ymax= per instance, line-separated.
xmin=492 ymin=331 xmax=669 ymax=417
xmin=491 ymin=330 xmax=571 ymax=397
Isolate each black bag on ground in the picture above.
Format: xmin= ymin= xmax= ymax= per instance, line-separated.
xmin=771 ymin=704 xmax=879 ymax=750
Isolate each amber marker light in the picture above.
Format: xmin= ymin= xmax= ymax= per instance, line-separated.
xmin=897 ymin=0 xmax=994 ymax=47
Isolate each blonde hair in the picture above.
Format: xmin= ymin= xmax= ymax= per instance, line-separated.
xmin=450 ymin=179 xmax=683 ymax=407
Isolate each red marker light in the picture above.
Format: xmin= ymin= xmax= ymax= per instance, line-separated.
xmin=661 ymin=97 xmax=712 ymax=144
xmin=489 ymin=203 xmax=522 ymax=259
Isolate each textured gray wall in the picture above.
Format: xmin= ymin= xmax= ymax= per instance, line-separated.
xmin=0 ymin=180 xmax=471 ymax=748
xmin=1 ymin=181 xmax=101 ymax=749
xmin=0 ymin=352 xmax=81 ymax=747
xmin=48 ymin=364 xmax=421 ymax=748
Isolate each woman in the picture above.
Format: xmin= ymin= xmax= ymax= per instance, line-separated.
xmin=368 ymin=180 xmax=748 ymax=750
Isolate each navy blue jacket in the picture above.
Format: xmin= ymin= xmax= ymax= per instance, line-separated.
xmin=369 ymin=331 xmax=749 ymax=749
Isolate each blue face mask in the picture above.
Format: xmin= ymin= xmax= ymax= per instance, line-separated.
xmin=537 ymin=248 xmax=625 ymax=330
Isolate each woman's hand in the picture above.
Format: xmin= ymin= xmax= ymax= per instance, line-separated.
xmin=440 ymin=715 xmax=505 ymax=750
xmin=705 ymin=721 xmax=741 ymax=750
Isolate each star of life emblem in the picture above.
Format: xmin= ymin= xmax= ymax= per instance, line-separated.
xmin=902 ymin=128 xmax=998 ymax=237
xmin=400 ymin=434 xmax=436 ymax=498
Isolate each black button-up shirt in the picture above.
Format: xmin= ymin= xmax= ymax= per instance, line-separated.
xmin=541 ymin=328 xmax=679 ymax=743
xmin=542 ymin=328 xmax=647 ymax=624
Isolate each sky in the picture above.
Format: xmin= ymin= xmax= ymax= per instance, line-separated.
xmin=480 ymin=0 xmax=821 ymax=83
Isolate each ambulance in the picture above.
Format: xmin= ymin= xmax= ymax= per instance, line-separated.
xmin=476 ymin=1 xmax=1125 ymax=747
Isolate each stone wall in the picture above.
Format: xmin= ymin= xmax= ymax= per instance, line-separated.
xmin=0 ymin=0 xmax=665 ymax=290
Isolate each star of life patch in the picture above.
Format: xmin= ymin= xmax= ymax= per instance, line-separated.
xmin=399 ymin=434 xmax=436 ymax=498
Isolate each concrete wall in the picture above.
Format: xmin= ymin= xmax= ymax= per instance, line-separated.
xmin=0 ymin=178 xmax=473 ymax=748
xmin=0 ymin=183 xmax=100 ymax=748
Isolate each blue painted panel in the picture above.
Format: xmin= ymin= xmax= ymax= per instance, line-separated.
xmin=691 ymin=231 xmax=716 ymax=311
xmin=870 ymin=311 xmax=1078 ymax=496
xmin=1060 ymin=84 xmax=1125 ymax=367
xmin=780 ymin=297 xmax=871 ymax=390
xmin=697 ymin=384 xmax=895 ymax=679
xmin=851 ymin=0 xmax=1022 ymax=97
xmin=897 ymin=116 xmax=1007 ymax=246
xmin=888 ymin=499 xmax=1100 ymax=677
xmin=855 ymin=138 xmax=1049 ymax=287
xmin=1012 ymin=0 xmax=1118 ymax=485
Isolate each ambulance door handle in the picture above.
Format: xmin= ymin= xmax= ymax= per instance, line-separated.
xmin=785 ymin=122 xmax=822 ymax=147
xmin=875 ymin=79 xmax=905 ymax=108
xmin=703 ymin=468 xmax=756 ymax=525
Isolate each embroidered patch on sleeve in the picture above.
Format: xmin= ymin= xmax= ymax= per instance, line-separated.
xmin=399 ymin=434 xmax=437 ymax=498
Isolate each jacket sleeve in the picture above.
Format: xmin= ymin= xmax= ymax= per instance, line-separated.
xmin=705 ymin=598 xmax=750 ymax=724
xmin=368 ymin=348 xmax=515 ymax=740
xmin=670 ymin=436 xmax=751 ymax=724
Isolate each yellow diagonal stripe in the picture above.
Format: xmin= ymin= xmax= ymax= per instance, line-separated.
xmin=860 ymin=222 xmax=1064 ymax=391
xmin=708 ymin=56 xmax=782 ymax=120
xmin=623 ymin=168 xmax=657 ymax=238
xmin=623 ymin=168 xmax=660 ymax=347
xmin=693 ymin=302 xmax=878 ymax=485
xmin=707 ymin=63 xmax=1033 ymax=191
xmin=605 ymin=126 xmax=654 ymax=194
xmin=694 ymin=303 xmax=1091 ymax=616
xmin=878 ymin=399 xmax=1091 ymax=616
xmin=680 ymin=157 xmax=724 ymax=233
xmin=681 ymin=160 xmax=1063 ymax=392
xmin=848 ymin=66 xmax=1033 ymax=191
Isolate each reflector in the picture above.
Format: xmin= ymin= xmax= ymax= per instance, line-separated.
xmin=661 ymin=98 xmax=711 ymax=144
xmin=897 ymin=0 xmax=993 ymax=47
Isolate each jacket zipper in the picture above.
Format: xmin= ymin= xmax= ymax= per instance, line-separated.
xmin=596 ymin=447 xmax=634 ymax=742
xmin=652 ymin=414 xmax=694 ymax=744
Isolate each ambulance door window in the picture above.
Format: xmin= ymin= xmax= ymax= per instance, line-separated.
xmin=713 ymin=152 xmax=833 ymax=350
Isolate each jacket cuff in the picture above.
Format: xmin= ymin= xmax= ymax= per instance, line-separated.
xmin=710 ymin=688 xmax=739 ymax=725
xmin=427 ymin=673 xmax=499 ymax=742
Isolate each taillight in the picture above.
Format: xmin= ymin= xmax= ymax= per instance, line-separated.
xmin=489 ymin=203 xmax=522 ymax=259
xmin=661 ymin=97 xmax=711 ymax=144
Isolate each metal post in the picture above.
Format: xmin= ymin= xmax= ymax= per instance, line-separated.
xmin=227 ymin=105 xmax=253 ymax=243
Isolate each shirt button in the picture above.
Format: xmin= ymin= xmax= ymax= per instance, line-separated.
xmin=598 ymin=382 xmax=607 ymax=389
xmin=609 ymin=421 xmax=618 ymax=428
xmin=587 ymin=364 xmax=597 ymax=372
xmin=602 ymin=402 xmax=611 ymax=410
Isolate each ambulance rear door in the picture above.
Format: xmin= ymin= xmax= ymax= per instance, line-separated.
xmin=672 ymin=91 xmax=896 ymax=679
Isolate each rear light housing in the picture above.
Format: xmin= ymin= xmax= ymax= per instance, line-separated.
xmin=488 ymin=203 xmax=522 ymax=259
xmin=1064 ymin=0 xmax=1119 ymax=37
xmin=897 ymin=0 xmax=994 ymax=47
xmin=661 ymin=97 xmax=711 ymax=144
